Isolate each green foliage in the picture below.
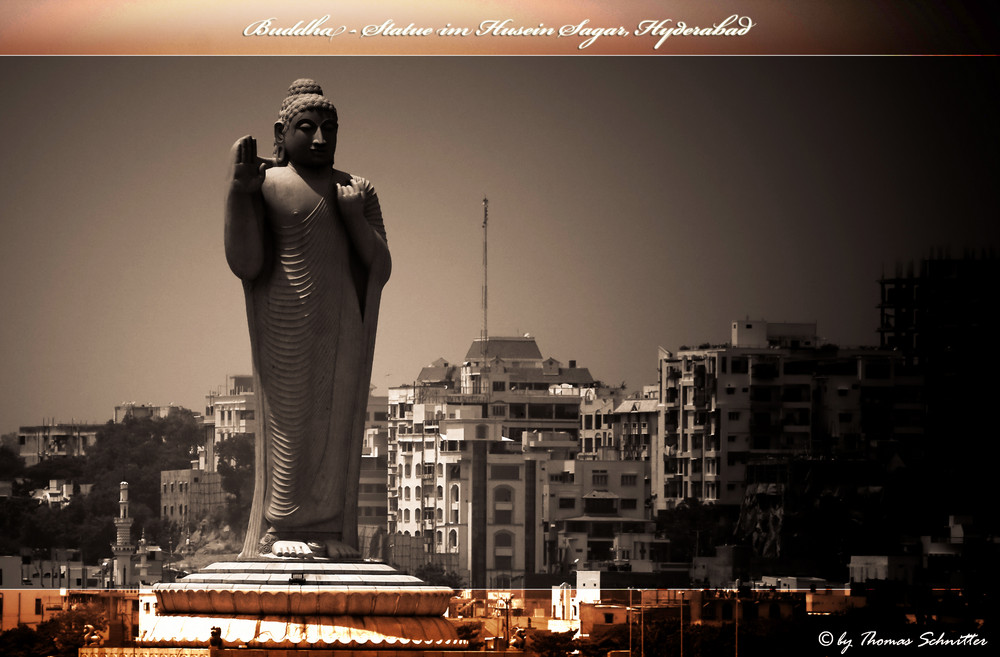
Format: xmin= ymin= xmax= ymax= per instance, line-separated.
xmin=414 ymin=561 xmax=465 ymax=589
xmin=215 ymin=431 xmax=255 ymax=526
xmin=0 ymin=443 xmax=25 ymax=478
xmin=454 ymin=621 xmax=484 ymax=650
xmin=0 ymin=602 xmax=106 ymax=657
xmin=0 ymin=624 xmax=52 ymax=657
xmin=36 ymin=602 xmax=108 ymax=657
xmin=574 ymin=623 xmax=627 ymax=657
xmin=0 ymin=410 xmax=202 ymax=559
xmin=529 ymin=629 xmax=576 ymax=657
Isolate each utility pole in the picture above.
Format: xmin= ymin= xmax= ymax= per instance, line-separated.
xmin=680 ymin=591 xmax=684 ymax=657
xmin=628 ymin=588 xmax=633 ymax=657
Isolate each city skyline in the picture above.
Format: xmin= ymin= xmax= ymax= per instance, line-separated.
xmin=0 ymin=56 xmax=997 ymax=434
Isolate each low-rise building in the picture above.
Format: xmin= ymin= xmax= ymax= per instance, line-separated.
xmin=16 ymin=422 xmax=102 ymax=467
xmin=159 ymin=466 xmax=225 ymax=529
xmin=200 ymin=375 xmax=255 ymax=472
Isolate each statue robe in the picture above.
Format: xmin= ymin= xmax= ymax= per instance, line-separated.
xmin=238 ymin=169 xmax=390 ymax=559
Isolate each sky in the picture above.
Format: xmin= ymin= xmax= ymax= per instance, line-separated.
xmin=0 ymin=56 xmax=997 ymax=434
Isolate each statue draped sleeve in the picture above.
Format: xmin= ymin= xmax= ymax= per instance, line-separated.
xmin=238 ymin=172 xmax=390 ymax=559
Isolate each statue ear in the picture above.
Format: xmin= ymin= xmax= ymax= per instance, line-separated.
xmin=273 ymin=121 xmax=287 ymax=165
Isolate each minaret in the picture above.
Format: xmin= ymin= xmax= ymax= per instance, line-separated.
xmin=111 ymin=481 xmax=135 ymax=587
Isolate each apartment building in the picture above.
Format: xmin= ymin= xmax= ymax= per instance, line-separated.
xmin=359 ymin=394 xmax=390 ymax=548
xmin=653 ymin=320 xmax=922 ymax=511
xmin=200 ymin=374 xmax=255 ymax=472
xmin=387 ymin=336 xmax=599 ymax=587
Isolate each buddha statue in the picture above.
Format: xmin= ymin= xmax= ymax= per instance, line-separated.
xmin=224 ymin=79 xmax=391 ymax=560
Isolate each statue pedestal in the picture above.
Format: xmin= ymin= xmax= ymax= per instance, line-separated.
xmin=136 ymin=561 xmax=467 ymax=651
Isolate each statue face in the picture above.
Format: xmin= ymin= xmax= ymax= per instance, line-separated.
xmin=278 ymin=109 xmax=338 ymax=168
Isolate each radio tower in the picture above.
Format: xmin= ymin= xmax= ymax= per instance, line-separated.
xmin=481 ymin=197 xmax=489 ymax=359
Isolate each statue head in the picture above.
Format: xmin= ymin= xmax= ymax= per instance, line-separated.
xmin=273 ymin=79 xmax=339 ymax=167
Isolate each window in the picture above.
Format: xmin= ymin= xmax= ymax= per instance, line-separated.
xmin=620 ymin=474 xmax=638 ymax=486
xmin=558 ymin=498 xmax=576 ymax=509
xmin=493 ymin=381 xmax=506 ymax=392
xmin=494 ymin=531 xmax=514 ymax=570
xmin=494 ymin=486 xmax=513 ymax=524
xmin=491 ymin=405 xmax=506 ymax=417
xmin=728 ymin=411 xmax=740 ymax=421
xmin=554 ymin=404 xmax=579 ymax=420
xmin=528 ymin=404 xmax=552 ymax=420
xmin=621 ymin=498 xmax=638 ymax=510
xmin=592 ymin=470 xmax=608 ymax=486
xmin=491 ymin=465 xmax=520 ymax=480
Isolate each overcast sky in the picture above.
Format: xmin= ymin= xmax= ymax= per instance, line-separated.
xmin=0 ymin=56 xmax=996 ymax=433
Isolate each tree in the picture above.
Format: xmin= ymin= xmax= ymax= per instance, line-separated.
xmin=0 ymin=624 xmax=52 ymax=657
xmin=0 ymin=602 xmax=106 ymax=657
xmin=0 ymin=443 xmax=24 ymax=478
xmin=529 ymin=629 xmax=576 ymax=657
xmin=6 ymin=410 xmax=204 ymax=558
xmin=215 ymin=432 xmax=255 ymax=526
xmin=414 ymin=562 xmax=465 ymax=589
xmin=454 ymin=622 xmax=484 ymax=650
xmin=36 ymin=602 xmax=107 ymax=657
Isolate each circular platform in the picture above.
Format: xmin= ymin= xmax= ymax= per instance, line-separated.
xmin=143 ymin=561 xmax=465 ymax=649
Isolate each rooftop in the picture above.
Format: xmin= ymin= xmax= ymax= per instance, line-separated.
xmin=465 ymin=336 xmax=544 ymax=361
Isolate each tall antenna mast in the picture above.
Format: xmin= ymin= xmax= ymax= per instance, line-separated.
xmin=481 ymin=197 xmax=489 ymax=359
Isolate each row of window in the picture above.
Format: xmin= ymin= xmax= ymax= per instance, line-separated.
xmin=396 ymin=507 xmax=459 ymax=523
xmin=557 ymin=497 xmax=640 ymax=511
xmin=398 ymin=483 xmax=460 ymax=501
xmin=163 ymin=481 xmax=189 ymax=494
xmin=215 ymin=409 xmax=254 ymax=423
